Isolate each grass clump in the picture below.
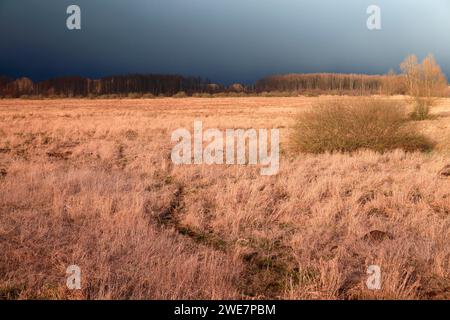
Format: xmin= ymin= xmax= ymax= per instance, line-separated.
xmin=292 ymin=97 xmax=434 ymax=154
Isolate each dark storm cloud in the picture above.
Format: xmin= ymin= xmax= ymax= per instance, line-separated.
xmin=1 ymin=0 xmax=449 ymax=84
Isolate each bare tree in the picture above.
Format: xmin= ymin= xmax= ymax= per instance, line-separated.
xmin=421 ymin=54 xmax=447 ymax=98
xmin=400 ymin=54 xmax=448 ymax=120
xmin=400 ymin=54 xmax=420 ymax=97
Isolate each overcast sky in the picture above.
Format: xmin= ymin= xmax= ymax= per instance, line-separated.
xmin=0 ymin=0 xmax=449 ymax=84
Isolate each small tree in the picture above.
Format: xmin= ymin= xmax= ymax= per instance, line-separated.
xmin=400 ymin=55 xmax=420 ymax=97
xmin=400 ymin=54 xmax=448 ymax=120
xmin=421 ymin=55 xmax=447 ymax=98
xmin=382 ymin=69 xmax=400 ymax=95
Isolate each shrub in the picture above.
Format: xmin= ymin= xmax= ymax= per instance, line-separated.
xmin=291 ymin=97 xmax=434 ymax=154
xmin=259 ymin=91 xmax=297 ymax=97
xmin=142 ymin=93 xmax=155 ymax=99
xmin=173 ymin=91 xmax=188 ymax=98
xmin=226 ymin=92 xmax=241 ymax=97
xmin=99 ymin=94 xmax=120 ymax=99
xmin=409 ymin=97 xmax=434 ymax=120
xmin=302 ymin=90 xmax=320 ymax=97
xmin=47 ymin=94 xmax=63 ymax=99
xmin=127 ymin=92 xmax=143 ymax=99
xmin=192 ymin=93 xmax=213 ymax=98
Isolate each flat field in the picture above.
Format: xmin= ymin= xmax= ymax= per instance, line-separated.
xmin=1 ymin=96 xmax=450 ymax=299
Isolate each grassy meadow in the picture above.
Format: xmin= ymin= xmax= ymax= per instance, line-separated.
xmin=1 ymin=96 xmax=450 ymax=299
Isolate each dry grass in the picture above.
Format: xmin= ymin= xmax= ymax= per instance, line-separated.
xmin=1 ymin=96 xmax=450 ymax=300
xmin=292 ymin=97 xmax=434 ymax=154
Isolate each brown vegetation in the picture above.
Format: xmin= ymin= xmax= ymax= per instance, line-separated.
xmin=0 ymin=97 xmax=450 ymax=300
xmin=1 ymin=55 xmax=447 ymax=100
xmin=401 ymin=54 xmax=448 ymax=120
xmin=0 ymin=75 xmax=214 ymax=98
xmin=256 ymin=73 xmax=400 ymax=95
xmin=292 ymin=97 xmax=434 ymax=154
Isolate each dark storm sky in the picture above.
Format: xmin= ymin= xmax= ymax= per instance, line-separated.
xmin=1 ymin=0 xmax=449 ymax=84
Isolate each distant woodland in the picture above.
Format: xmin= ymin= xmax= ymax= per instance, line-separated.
xmin=1 ymin=55 xmax=448 ymax=98
xmin=0 ymin=75 xmax=214 ymax=98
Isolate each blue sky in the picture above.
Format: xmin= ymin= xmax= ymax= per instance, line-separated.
xmin=0 ymin=0 xmax=449 ymax=84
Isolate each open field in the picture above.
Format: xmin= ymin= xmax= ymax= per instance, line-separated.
xmin=1 ymin=96 xmax=450 ymax=299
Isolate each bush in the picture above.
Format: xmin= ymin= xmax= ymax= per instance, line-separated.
xmin=173 ymin=91 xmax=188 ymax=98
xmin=142 ymin=93 xmax=155 ymax=99
xmin=47 ymin=94 xmax=64 ymax=99
xmin=192 ymin=93 xmax=213 ymax=98
xmin=302 ymin=90 xmax=321 ymax=97
xmin=259 ymin=91 xmax=297 ymax=97
xmin=291 ymin=97 xmax=434 ymax=154
xmin=226 ymin=92 xmax=241 ymax=97
xmin=409 ymin=97 xmax=434 ymax=120
xmin=127 ymin=92 xmax=143 ymax=99
xmin=99 ymin=94 xmax=120 ymax=99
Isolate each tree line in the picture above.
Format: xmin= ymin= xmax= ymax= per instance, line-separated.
xmin=257 ymin=55 xmax=447 ymax=96
xmin=0 ymin=74 xmax=221 ymax=98
xmin=0 ymin=55 xmax=447 ymax=98
xmin=255 ymin=73 xmax=399 ymax=95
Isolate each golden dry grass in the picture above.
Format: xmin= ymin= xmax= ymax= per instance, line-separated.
xmin=0 ymin=96 xmax=450 ymax=300
xmin=291 ymin=97 xmax=434 ymax=154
